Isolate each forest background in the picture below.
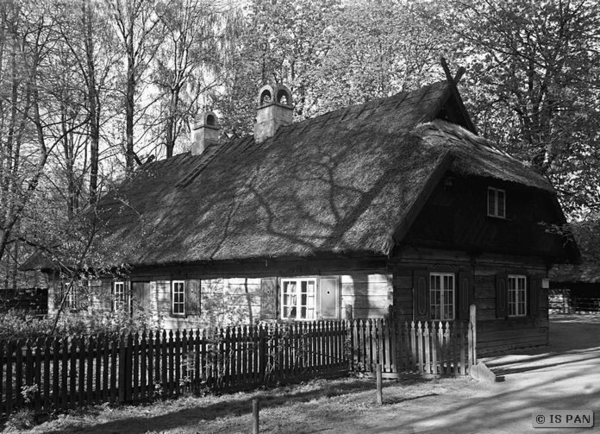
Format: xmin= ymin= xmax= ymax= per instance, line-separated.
xmin=1 ymin=0 xmax=599 ymax=296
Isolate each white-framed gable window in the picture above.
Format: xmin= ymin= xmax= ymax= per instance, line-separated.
xmin=488 ymin=187 xmax=506 ymax=218
xmin=508 ymin=275 xmax=527 ymax=316
xmin=430 ymin=272 xmax=455 ymax=321
xmin=172 ymin=280 xmax=186 ymax=316
xmin=113 ymin=281 xmax=130 ymax=312
xmin=281 ymin=278 xmax=316 ymax=320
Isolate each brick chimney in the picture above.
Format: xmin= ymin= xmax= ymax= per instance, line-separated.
xmin=254 ymin=84 xmax=293 ymax=143
xmin=191 ymin=111 xmax=220 ymax=156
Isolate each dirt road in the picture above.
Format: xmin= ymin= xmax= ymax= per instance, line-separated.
xmin=365 ymin=314 xmax=600 ymax=433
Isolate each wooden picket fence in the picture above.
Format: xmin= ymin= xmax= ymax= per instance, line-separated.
xmin=348 ymin=319 xmax=474 ymax=378
xmin=0 ymin=318 xmax=474 ymax=415
xmin=0 ymin=321 xmax=347 ymax=415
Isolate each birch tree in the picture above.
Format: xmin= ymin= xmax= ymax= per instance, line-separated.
xmin=153 ymin=0 xmax=227 ymax=157
xmin=105 ymin=0 xmax=165 ymax=173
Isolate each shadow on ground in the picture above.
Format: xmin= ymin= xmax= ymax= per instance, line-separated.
xmin=36 ymin=376 xmax=432 ymax=434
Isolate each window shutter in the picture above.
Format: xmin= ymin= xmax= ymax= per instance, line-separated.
xmin=101 ymin=280 xmax=111 ymax=310
xmin=528 ymin=276 xmax=540 ymax=317
xmin=413 ymin=269 xmax=429 ymax=322
xmin=260 ymin=277 xmax=278 ymax=320
xmin=495 ymin=272 xmax=508 ymax=319
xmin=131 ymin=282 xmax=147 ymax=311
xmin=319 ymin=276 xmax=340 ymax=319
xmin=126 ymin=281 xmax=132 ymax=315
xmin=110 ymin=281 xmax=115 ymax=311
xmin=457 ymin=270 xmax=474 ymax=320
xmin=186 ymin=279 xmax=201 ymax=315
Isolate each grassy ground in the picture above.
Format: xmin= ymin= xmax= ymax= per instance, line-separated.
xmin=1 ymin=374 xmax=475 ymax=434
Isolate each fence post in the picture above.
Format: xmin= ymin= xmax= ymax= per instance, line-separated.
xmin=252 ymin=398 xmax=260 ymax=434
xmin=376 ymin=363 xmax=383 ymax=406
xmin=118 ymin=335 xmax=126 ymax=403
xmin=469 ymin=304 xmax=477 ymax=368
xmin=258 ymin=326 xmax=266 ymax=383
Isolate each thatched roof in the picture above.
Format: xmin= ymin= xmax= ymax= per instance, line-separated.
xmin=25 ymin=81 xmax=562 ymax=269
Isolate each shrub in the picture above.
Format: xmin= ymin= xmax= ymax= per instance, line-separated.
xmin=0 ymin=308 xmax=154 ymax=341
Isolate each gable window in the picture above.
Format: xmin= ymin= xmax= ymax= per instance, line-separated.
xmin=508 ymin=275 xmax=527 ymax=316
xmin=172 ymin=280 xmax=186 ymax=316
xmin=113 ymin=281 xmax=130 ymax=312
xmin=430 ymin=273 xmax=455 ymax=321
xmin=488 ymin=187 xmax=506 ymax=218
xmin=281 ymin=278 xmax=316 ymax=320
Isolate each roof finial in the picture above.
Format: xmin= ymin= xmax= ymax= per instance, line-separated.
xmin=441 ymin=57 xmax=466 ymax=85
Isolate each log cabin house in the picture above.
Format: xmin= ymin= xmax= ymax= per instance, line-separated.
xmin=28 ymin=78 xmax=578 ymax=355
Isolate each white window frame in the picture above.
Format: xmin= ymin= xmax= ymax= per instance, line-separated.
xmin=280 ymin=278 xmax=317 ymax=320
xmin=508 ymin=275 xmax=527 ymax=317
xmin=488 ymin=187 xmax=506 ymax=218
xmin=63 ymin=283 xmax=75 ymax=310
xmin=113 ymin=281 xmax=130 ymax=312
xmin=172 ymin=280 xmax=186 ymax=316
xmin=430 ymin=272 xmax=455 ymax=321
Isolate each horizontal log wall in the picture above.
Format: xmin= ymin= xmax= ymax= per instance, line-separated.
xmin=45 ymin=256 xmax=393 ymax=328
xmin=341 ymin=273 xmax=392 ymax=319
xmin=391 ymin=246 xmax=549 ymax=355
xmin=476 ymin=319 xmax=549 ymax=356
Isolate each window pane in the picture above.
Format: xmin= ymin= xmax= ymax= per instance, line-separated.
xmin=497 ymin=190 xmax=505 ymax=217
xmin=488 ymin=189 xmax=496 ymax=215
xmin=280 ymin=279 xmax=317 ymax=320
xmin=172 ymin=282 xmax=185 ymax=315
xmin=114 ymin=282 xmax=127 ymax=311
xmin=508 ymin=276 xmax=526 ymax=316
xmin=306 ymin=281 xmax=315 ymax=319
xmin=282 ymin=281 xmax=296 ymax=319
xmin=430 ymin=273 xmax=455 ymax=320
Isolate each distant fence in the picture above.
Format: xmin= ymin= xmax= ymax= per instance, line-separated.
xmin=0 ymin=318 xmax=474 ymax=415
xmin=549 ymin=289 xmax=600 ymax=314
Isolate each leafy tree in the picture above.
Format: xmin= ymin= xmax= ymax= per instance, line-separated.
xmin=215 ymin=0 xmax=451 ymax=137
xmin=105 ymin=0 xmax=166 ymax=173
xmin=315 ymin=0 xmax=451 ymax=112
xmin=0 ymin=0 xmax=85 ymax=276
xmin=445 ymin=0 xmax=600 ymax=217
xmin=152 ymin=0 xmax=231 ymax=157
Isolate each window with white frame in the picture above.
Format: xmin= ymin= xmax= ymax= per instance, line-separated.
xmin=430 ymin=273 xmax=455 ymax=321
xmin=488 ymin=187 xmax=506 ymax=218
xmin=508 ymin=275 xmax=527 ymax=316
xmin=172 ymin=280 xmax=186 ymax=316
xmin=280 ymin=278 xmax=316 ymax=320
xmin=62 ymin=283 xmax=75 ymax=310
xmin=113 ymin=281 xmax=130 ymax=312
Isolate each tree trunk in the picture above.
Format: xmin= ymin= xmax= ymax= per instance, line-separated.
xmin=83 ymin=1 xmax=100 ymax=204
xmin=165 ymin=88 xmax=179 ymax=158
xmin=125 ymin=9 xmax=136 ymax=174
